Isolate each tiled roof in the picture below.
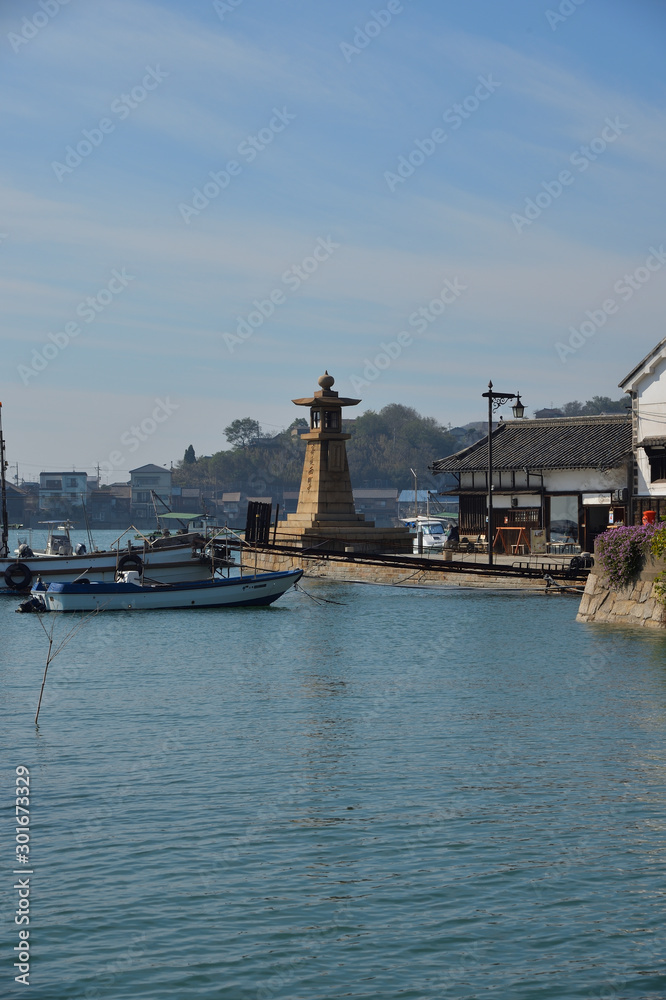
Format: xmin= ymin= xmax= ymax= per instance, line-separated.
xmin=431 ymin=415 xmax=632 ymax=473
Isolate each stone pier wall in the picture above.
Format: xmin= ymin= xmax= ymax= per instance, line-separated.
xmin=576 ymin=555 xmax=666 ymax=628
xmin=245 ymin=549 xmax=555 ymax=591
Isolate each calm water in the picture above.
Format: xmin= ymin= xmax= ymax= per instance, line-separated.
xmin=3 ymin=530 xmax=666 ymax=999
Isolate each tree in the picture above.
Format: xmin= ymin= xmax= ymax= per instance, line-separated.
xmin=580 ymin=395 xmax=628 ymax=415
xmin=224 ymin=418 xmax=262 ymax=450
xmin=534 ymin=396 xmax=629 ymax=418
xmin=183 ymin=444 xmax=196 ymax=465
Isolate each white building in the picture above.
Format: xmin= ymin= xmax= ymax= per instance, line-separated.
xmin=620 ymin=337 xmax=666 ymax=520
xmin=129 ymin=464 xmax=172 ymax=520
xmin=39 ymin=471 xmax=89 ymax=510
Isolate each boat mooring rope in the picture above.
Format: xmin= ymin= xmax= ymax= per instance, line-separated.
xmin=294 ymin=582 xmax=346 ymax=606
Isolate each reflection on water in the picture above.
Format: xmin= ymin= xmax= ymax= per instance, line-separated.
xmin=3 ymin=577 xmax=666 ymax=999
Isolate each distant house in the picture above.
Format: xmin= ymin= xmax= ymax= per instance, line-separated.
xmin=88 ymin=483 xmax=131 ymax=525
xmin=5 ymin=483 xmax=27 ymax=524
xmin=619 ymin=337 xmax=666 ymax=522
xmin=431 ymin=415 xmax=632 ymax=553
xmin=39 ymin=471 xmax=88 ymax=512
xmin=397 ymin=490 xmax=439 ymax=519
xmin=353 ymin=488 xmax=398 ymax=526
xmin=129 ymin=464 xmax=172 ymax=521
xmin=171 ymin=487 xmax=203 ymax=513
xmin=281 ymin=491 xmax=299 ymax=515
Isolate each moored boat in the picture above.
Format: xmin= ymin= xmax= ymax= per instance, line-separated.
xmin=1 ymin=527 xmax=230 ymax=594
xmin=20 ymin=568 xmax=303 ymax=613
xmin=0 ymin=405 xmax=232 ymax=593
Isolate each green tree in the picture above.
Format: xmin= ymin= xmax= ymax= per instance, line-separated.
xmin=224 ymin=418 xmax=262 ymax=449
xmin=183 ymin=444 xmax=196 ymax=464
xmin=580 ymin=395 xmax=628 ymax=415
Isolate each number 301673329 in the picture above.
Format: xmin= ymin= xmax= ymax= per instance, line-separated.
xmin=16 ymin=767 xmax=30 ymax=864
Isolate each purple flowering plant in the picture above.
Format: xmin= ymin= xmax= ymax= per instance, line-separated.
xmin=595 ymin=522 xmax=659 ymax=590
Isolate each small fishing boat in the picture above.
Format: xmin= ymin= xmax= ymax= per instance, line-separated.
xmin=19 ymin=568 xmax=303 ymax=613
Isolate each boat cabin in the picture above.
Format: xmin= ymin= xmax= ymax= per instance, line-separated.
xmin=39 ymin=521 xmax=76 ymax=556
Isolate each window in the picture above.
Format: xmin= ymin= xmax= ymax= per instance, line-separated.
xmin=311 ymin=410 xmax=321 ymax=429
xmin=550 ymin=495 xmax=579 ymax=543
xmin=511 ymin=509 xmax=540 ymax=525
xmin=135 ymin=491 xmax=151 ymax=503
xmin=67 ymin=478 xmax=78 ymax=487
xmin=647 ymin=448 xmax=666 ymax=482
xmin=44 ymin=479 xmax=62 ymax=490
xmin=324 ymin=410 xmax=340 ymax=431
xmin=136 ymin=476 xmax=159 ymax=486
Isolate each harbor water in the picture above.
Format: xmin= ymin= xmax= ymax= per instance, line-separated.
xmin=3 ymin=530 xmax=666 ymax=999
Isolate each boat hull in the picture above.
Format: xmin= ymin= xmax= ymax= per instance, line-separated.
xmin=32 ymin=570 xmax=303 ymax=612
xmin=0 ymin=544 xmax=216 ymax=594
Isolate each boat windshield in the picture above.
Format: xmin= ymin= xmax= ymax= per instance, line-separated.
xmin=423 ymin=524 xmax=445 ymax=534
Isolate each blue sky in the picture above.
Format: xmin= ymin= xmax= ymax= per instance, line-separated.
xmin=1 ymin=0 xmax=665 ymax=480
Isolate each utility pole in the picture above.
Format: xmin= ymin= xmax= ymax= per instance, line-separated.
xmin=0 ymin=403 xmax=9 ymax=557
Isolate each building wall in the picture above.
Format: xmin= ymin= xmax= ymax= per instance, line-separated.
xmin=634 ymin=356 xmax=666 ymax=496
xmin=545 ymin=467 xmax=627 ymax=492
xmin=130 ymin=472 xmax=171 ymax=505
xmin=39 ymin=472 xmax=88 ymax=508
xmin=459 ymin=466 xmax=626 ymax=494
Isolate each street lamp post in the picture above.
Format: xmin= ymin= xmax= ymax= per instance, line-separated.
xmin=410 ymin=467 xmax=423 ymax=554
xmin=481 ymin=382 xmax=524 ymax=567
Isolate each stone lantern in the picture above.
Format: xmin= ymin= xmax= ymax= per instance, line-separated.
xmin=274 ymin=371 xmax=412 ymax=553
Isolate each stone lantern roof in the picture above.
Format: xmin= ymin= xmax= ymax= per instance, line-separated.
xmin=292 ymin=371 xmax=360 ymax=408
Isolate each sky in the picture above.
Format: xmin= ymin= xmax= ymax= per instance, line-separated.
xmin=1 ymin=0 xmax=665 ymax=482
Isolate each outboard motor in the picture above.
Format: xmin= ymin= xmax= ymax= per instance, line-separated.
xmin=75 ymin=542 xmax=87 ymax=555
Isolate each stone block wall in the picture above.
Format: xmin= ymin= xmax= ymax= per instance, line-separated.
xmin=576 ymin=555 xmax=666 ymax=628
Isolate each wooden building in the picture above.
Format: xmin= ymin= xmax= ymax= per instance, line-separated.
xmin=430 ymin=414 xmax=632 ymax=553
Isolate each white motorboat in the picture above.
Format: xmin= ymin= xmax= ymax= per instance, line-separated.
xmin=20 ymin=568 xmax=303 ymax=613
xmin=1 ymin=521 xmax=233 ymax=594
xmin=400 ymin=516 xmax=456 ymax=553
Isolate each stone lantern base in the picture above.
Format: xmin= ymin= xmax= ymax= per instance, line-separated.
xmin=273 ymin=521 xmax=413 ymax=554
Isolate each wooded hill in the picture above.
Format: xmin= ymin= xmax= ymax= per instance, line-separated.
xmin=173 ymin=404 xmax=469 ymax=494
xmin=173 ymin=395 xmax=629 ymax=495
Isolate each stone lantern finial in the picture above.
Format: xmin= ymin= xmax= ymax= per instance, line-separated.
xmin=318 ymin=371 xmax=335 ymax=390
